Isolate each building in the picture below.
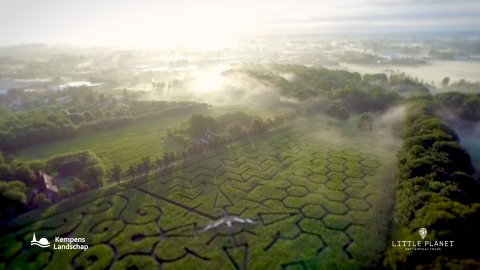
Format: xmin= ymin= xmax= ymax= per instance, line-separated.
xmin=36 ymin=171 xmax=60 ymax=201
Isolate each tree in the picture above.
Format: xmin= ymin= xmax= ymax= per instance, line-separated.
xmin=68 ymin=113 xmax=84 ymax=124
xmin=0 ymin=180 xmax=27 ymax=218
xmin=34 ymin=193 xmax=51 ymax=207
xmin=127 ymin=163 xmax=136 ymax=180
xmin=357 ymin=112 xmax=374 ymax=131
xmin=163 ymin=152 xmax=172 ymax=166
xmin=142 ymin=156 xmax=151 ymax=177
xmin=83 ymin=111 xmax=94 ymax=121
xmin=226 ymin=122 xmax=245 ymax=139
xmin=93 ymin=110 xmax=104 ymax=119
xmin=58 ymin=188 xmax=70 ymax=199
xmin=337 ymin=107 xmax=350 ymax=121
xmin=13 ymin=165 xmax=35 ymax=185
xmin=326 ymin=104 xmax=349 ymax=122
xmin=72 ymin=177 xmax=86 ymax=194
xmin=155 ymin=158 xmax=163 ymax=169
xmin=442 ymin=77 xmax=450 ymax=87
xmin=136 ymin=163 xmax=143 ymax=178
xmin=188 ymin=113 xmax=218 ymax=138
xmin=111 ymin=164 xmax=122 ymax=184
xmin=0 ymin=164 xmax=12 ymax=180
xmin=326 ymin=104 xmax=340 ymax=118
xmin=81 ymin=164 xmax=106 ymax=188
xmin=250 ymin=117 xmax=267 ymax=134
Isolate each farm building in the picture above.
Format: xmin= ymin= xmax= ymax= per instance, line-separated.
xmin=36 ymin=171 xmax=60 ymax=201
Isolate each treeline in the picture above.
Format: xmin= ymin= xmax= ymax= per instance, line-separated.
xmin=0 ymin=101 xmax=208 ymax=152
xmin=169 ymin=111 xmax=295 ymax=154
xmin=111 ymin=154 xmax=177 ymax=184
xmin=224 ymin=65 xmax=401 ymax=114
xmin=435 ymin=92 xmax=480 ymax=122
xmin=384 ymin=96 xmax=480 ymax=269
xmin=109 ymin=111 xmax=296 ymax=185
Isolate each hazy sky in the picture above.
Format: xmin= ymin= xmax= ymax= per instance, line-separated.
xmin=0 ymin=0 xmax=479 ymax=47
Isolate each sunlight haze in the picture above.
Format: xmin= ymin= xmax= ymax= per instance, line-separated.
xmin=1 ymin=0 xmax=479 ymax=47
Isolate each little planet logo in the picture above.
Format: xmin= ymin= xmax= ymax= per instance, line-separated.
xmin=31 ymin=233 xmax=50 ymax=248
xmin=419 ymin=228 xmax=427 ymax=239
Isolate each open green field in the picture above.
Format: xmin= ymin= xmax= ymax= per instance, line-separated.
xmin=17 ymin=107 xmax=283 ymax=172
xmin=17 ymin=111 xmax=198 ymax=171
xmin=1 ymin=120 xmax=397 ymax=269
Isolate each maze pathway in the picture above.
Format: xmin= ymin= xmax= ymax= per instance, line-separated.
xmin=0 ymin=130 xmax=394 ymax=270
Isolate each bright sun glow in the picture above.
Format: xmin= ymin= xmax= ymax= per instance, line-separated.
xmin=105 ymin=1 xmax=261 ymax=49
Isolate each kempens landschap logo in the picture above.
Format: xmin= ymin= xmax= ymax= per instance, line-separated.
xmin=392 ymin=227 xmax=454 ymax=251
xmin=31 ymin=233 xmax=50 ymax=248
xmin=30 ymin=233 xmax=88 ymax=251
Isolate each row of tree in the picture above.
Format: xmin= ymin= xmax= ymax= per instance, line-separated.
xmin=110 ymin=153 xmax=182 ymax=184
xmin=0 ymin=101 xmax=208 ymax=152
xmin=384 ymin=96 xmax=480 ymax=268
xmin=173 ymin=111 xmax=295 ymax=153
xmin=109 ymin=112 xmax=296 ymax=184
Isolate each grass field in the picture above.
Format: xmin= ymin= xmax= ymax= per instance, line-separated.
xmin=17 ymin=111 xmax=199 ymax=171
xmin=18 ymin=107 xmax=284 ymax=172
xmin=1 ymin=119 xmax=397 ymax=269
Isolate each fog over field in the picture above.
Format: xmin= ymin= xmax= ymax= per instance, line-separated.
xmin=0 ymin=1 xmax=480 ymax=270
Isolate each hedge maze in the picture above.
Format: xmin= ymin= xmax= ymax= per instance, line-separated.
xmin=0 ymin=130 xmax=394 ymax=269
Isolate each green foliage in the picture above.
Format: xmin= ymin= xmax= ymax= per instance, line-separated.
xmin=250 ymin=117 xmax=267 ymax=134
xmin=72 ymin=177 xmax=87 ymax=194
xmin=45 ymin=150 xmax=100 ymax=172
xmin=0 ymin=125 xmax=393 ymax=269
xmin=58 ymin=187 xmax=70 ymax=199
xmin=73 ymin=244 xmax=114 ymax=270
xmin=385 ymin=97 xmax=480 ymax=268
xmin=12 ymin=164 xmax=35 ymax=185
xmin=326 ymin=104 xmax=350 ymax=121
xmin=33 ymin=193 xmax=51 ymax=207
xmin=357 ymin=112 xmax=374 ymax=131
xmin=442 ymin=76 xmax=450 ymax=87
xmin=229 ymin=65 xmax=399 ymax=113
xmin=81 ymin=164 xmax=106 ymax=188
xmin=0 ymin=101 xmax=208 ymax=152
xmin=0 ymin=180 xmax=27 ymax=218
xmin=0 ymin=163 xmax=11 ymax=180
xmin=67 ymin=113 xmax=84 ymax=124
xmin=167 ymin=111 xmax=293 ymax=159
xmin=435 ymin=92 xmax=480 ymax=121
xmin=111 ymin=164 xmax=122 ymax=183
xmin=188 ymin=113 xmax=218 ymax=137
xmin=19 ymin=111 xmax=196 ymax=172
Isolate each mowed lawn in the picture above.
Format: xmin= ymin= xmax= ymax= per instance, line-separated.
xmin=18 ymin=112 xmax=195 ymax=171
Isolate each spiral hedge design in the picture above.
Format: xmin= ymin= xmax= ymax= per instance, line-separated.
xmin=0 ymin=130 xmax=393 ymax=269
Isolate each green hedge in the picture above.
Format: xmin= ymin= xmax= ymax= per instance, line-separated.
xmin=384 ymin=96 xmax=480 ymax=269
